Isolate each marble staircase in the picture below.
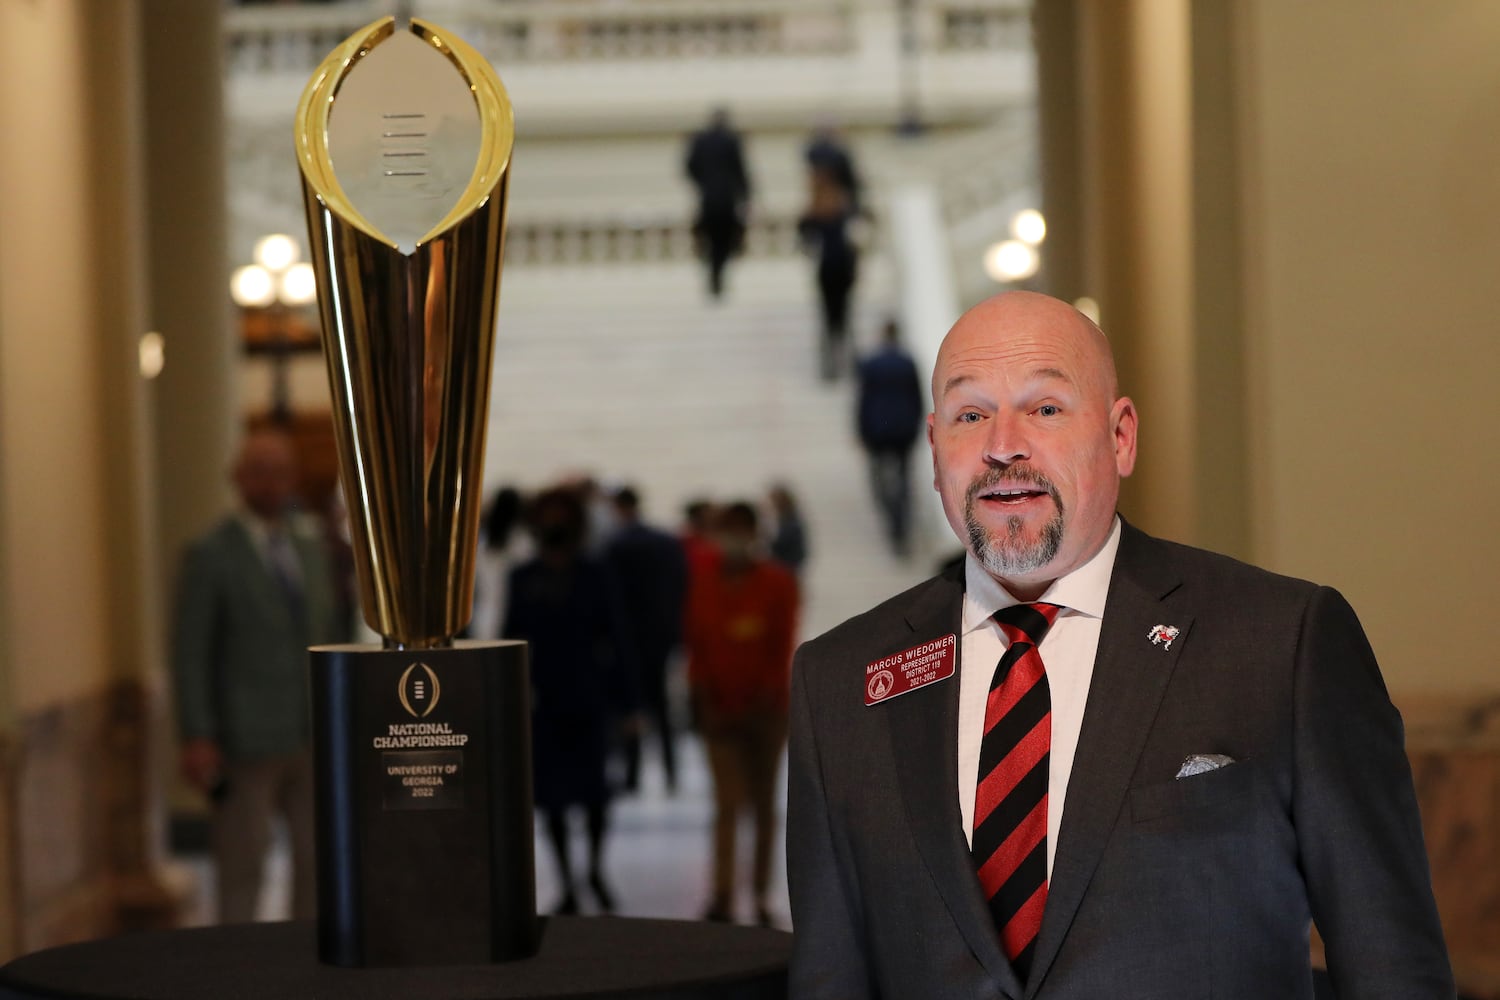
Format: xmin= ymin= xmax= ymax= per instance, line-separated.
xmin=486 ymin=253 xmax=948 ymax=642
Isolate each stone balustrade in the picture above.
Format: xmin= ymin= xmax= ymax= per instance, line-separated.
xmin=225 ymin=0 xmax=1030 ymax=75
xmin=224 ymin=0 xmax=1038 ymax=263
xmin=226 ymin=1 xmax=1034 ymax=132
xmin=502 ymin=213 xmax=807 ymax=267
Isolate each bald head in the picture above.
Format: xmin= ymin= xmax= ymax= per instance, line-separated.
xmin=933 ymin=291 xmax=1118 ymax=405
xmin=927 ymin=291 xmax=1137 ymax=599
xmin=233 ymin=429 xmax=298 ymax=521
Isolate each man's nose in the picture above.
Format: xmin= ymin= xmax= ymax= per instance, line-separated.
xmin=982 ymin=413 xmax=1030 ymax=465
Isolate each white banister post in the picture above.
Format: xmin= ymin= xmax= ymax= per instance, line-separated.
xmin=888 ymin=181 xmax=961 ymax=546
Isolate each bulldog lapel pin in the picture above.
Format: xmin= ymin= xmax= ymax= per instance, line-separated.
xmin=1147 ymin=624 xmax=1181 ymax=650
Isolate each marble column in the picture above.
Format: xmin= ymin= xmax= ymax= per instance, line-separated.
xmin=141 ymin=0 xmax=237 ymax=571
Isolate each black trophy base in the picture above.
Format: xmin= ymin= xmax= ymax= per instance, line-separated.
xmin=311 ymin=640 xmax=540 ymax=967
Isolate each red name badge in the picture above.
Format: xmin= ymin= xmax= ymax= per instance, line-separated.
xmin=864 ymin=634 xmax=958 ymax=706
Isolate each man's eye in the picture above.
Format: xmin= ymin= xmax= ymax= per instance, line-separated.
xmin=1036 ymin=404 xmax=1061 ymax=417
xmin=958 ymin=411 xmax=982 ymax=424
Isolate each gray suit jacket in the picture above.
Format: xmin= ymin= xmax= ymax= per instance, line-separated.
xmin=171 ymin=515 xmax=341 ymax=761
xmin=787 ymin=521 xmax=1453 ymax=999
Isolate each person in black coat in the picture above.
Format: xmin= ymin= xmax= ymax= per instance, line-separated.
xmin=766 ymin=483 xmax=809 ymax=576
xmin=603 ymin=486 xmax=688 ymax=793
xmin=804 ymin=122 xmax=861 ymax=213
xmin=855 ymin=318 xmax=925 ymax=553
xmin=798 ymin=166 xmax=860 ymax=379
xmin=504 ymin=486 xmax=638 ymax=914
xmin=685 ymin=107 xmax=752 ymax=299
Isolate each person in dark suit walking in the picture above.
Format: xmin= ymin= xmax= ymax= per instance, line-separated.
xmin=786 ymin=291 xmax=1453 ymax=998
xmin=766 ymin=483 xmax=809 ymax=577
xmin=798 ymin=165 xmax=860 ymax=380
xmin=855 ymin=318 xmax=925 ymax=554
xmin=686 ymin=107 xmax=752 ymax=299
xmin=604 ymin=485 xmax=688 ymax=793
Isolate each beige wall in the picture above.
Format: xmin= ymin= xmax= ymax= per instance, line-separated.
xmin=1235 ymin=2 xmax=1500 ymax=695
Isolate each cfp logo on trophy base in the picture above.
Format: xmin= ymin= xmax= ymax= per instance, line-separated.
xmin=398 ymin=662 xmax=442 ymax=718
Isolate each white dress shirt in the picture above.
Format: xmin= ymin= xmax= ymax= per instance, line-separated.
xmin=237 ymin=509 xmax=305 ymax=587
xmin=957 ymin=516 xmax=1121 ymax=880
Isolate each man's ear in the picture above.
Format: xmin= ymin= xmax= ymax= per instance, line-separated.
xmin=927 ymin=413 xmax=939 ymax=490
xmin=1112 ymin=397 xmax=1138 ymax=477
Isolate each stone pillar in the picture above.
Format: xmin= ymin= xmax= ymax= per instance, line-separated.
xmin=1030 ymin=1 xmax=1207 ymax=547
xmin=1184 ymin=0 xmax=1251 ymax=559
xmin=141 ymin=0 xmax=237 ymax=577
xmin=1030 ymin=0 xmax=1086 ymax=303
xmin=138 ymin=0 xmax=237 ymax=933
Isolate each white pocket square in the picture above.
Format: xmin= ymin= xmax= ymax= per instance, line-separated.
xmin=1175 ymin=753 xmax=1236 ymax=779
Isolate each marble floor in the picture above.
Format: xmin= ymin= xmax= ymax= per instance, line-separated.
xmin=531 ymin=735 xmax=792 ymax=927
xmin=180 ymin=731 xmax=788 ymax=930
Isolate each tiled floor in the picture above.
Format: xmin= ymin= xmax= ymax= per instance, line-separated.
xmin=532 ymin=734 xmax=791 ymax=927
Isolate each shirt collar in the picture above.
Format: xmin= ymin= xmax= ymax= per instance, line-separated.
xmin=962 ymin=515 xmax=1122 ymax=632
xmin=236 ymin=508 xmax=288 ymax=552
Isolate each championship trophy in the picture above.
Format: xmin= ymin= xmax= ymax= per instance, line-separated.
xmin=293 ymin=17 xmax=537 ymax=967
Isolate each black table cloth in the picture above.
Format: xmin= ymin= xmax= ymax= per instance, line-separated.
xmin=0 ymin=916 xmax=790 ymax=1000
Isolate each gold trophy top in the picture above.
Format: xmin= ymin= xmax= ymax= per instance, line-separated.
xmin=296 ymin=17 xmax=514 ymax=251
xmin=295 ymin=18 xmax=514 ymax=649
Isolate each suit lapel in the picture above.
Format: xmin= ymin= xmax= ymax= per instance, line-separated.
xmin=1027 ymin=524 xmax=1193 ymax=995
xmin=886 ymin=569 xmax=1025 ymax=1000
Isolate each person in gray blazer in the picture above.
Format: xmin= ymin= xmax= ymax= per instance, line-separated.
xmin=172 ymin=428 xmax=342 ymax=923
xmin=786 ymin=292 xmax=1454 ymax=998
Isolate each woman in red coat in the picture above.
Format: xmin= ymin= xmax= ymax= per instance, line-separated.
xmin=685 ymin=500 xmax=799 ymax=926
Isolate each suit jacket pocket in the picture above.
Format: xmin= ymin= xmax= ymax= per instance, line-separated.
xmin=1129 ymin=759 xmax=1258 ymax=824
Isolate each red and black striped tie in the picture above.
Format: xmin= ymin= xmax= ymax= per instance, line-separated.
xmin=973 ymin=602 xmax=1062 ymax=984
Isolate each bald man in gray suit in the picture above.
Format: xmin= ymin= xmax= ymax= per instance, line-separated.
xmin=786 ymin=292 xmax=1453 ymax=998
xmin=173 ymin=429 xmax=343 ymax=923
